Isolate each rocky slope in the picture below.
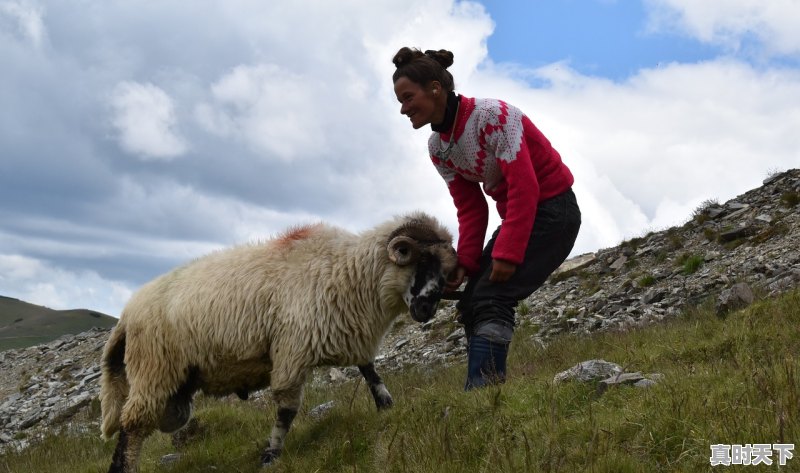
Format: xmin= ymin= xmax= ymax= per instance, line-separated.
xmin=1 ymin=169 xmax=798 ymax=453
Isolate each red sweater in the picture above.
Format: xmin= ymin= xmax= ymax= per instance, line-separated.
xmin=429 ymin=95 xmax=574 ymax=275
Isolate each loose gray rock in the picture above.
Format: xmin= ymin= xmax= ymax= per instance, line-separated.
xmin=596 ymin=372 xmax=645 ymax=395
xmin=308 ymin=401 xmax=335 ymax=420
xmin=716 ymin=282 xmax=755 ymax=316
xmin=553 ymin=360 xmax=623 ymax=384
xmin=159 ymin=453 xmax=182 ymax=466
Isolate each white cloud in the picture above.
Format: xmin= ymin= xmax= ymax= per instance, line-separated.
xmin=196 ymin=64 xmax=325 ymax=162
xmin=646 ymin=0 xmax=800 ymax=57
xmin=0 ymin=254 xmax=131 ymax=317
xmin=0 ymin=0 xmax=46 ymax=48
xmin=93 ymin=176 xmax=325 ymax=245
xmin=110 ymin=81 xmax=188 ymax=160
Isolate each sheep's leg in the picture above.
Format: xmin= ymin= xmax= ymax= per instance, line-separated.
xmin=108 ymin=357 xmax=168 ymax=472
xmin=159 ymin=366 xmax=200 ymax=433
xmin=358 ymin=363 xmax=394 ymax=410
xmin=107 ymin=427 xmax=148 ymax=473
xmin=261 ymin=381 xmax=304 ymax=465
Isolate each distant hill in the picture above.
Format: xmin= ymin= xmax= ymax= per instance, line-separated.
xmin=0 ymin=296 xmax=117 ymax=351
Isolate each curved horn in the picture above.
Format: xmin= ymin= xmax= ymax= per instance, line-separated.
xmin=387 ymin=236 xmax=420 ymax=266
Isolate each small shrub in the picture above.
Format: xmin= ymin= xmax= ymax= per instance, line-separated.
xmin=703 ymin=227 xmax=717 ymax=242
xmin=765 ymin=167 xmax=783 ymax=181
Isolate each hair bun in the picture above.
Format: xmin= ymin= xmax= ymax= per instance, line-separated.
xmin=392 ymin=47 xmax=424 ymax=69
xmin=424 ymin=49 xmax=454 ymax=69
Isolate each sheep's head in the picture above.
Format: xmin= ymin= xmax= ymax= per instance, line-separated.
xmin=387 ymin=214 xmax=457 ymax=323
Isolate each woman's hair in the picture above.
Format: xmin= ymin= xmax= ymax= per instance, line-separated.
xmin=392 ymin=47 xmax=455 ymax=92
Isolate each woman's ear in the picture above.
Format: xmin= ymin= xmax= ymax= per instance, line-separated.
xmin=429 ymin=80 xmax=442 ymax=96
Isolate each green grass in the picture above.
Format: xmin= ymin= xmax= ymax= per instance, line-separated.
xmin=676 ymin=254 xmax=705 ymax=276
xmin=3 ymin=289 xmax=800 ymax=473
xmin=781 ymin=190 xmax=799 ymax=208
xmin=637 ymin=274 xmax=656 ymax=288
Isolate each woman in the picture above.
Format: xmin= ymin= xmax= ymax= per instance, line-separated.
xmin=392 ymin=47 xmax=581 ymax=390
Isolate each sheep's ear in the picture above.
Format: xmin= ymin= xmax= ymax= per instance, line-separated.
xmin=387 ymin=236 xmax=419 ymax=266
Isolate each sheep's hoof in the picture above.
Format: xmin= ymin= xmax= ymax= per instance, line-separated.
xmin=260 ymin=447 xmax=281 ymax=466
xmin=375 ymin=395 xmax=394 ymax=410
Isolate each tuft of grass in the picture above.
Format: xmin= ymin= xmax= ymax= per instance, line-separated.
xmin=638 ymin=274 xmax=656 ymax=287
xmin=3 ymin=289 xmax=800 ymax=473
xmin=781 ymin=190 xmax=799 ymax=208
xmin=691 ymin=198 xmax=719 ymax=224
xmin=517 ymin=301 xmax=531 ymax=317
xmin=578 ymin=272 xmax=602 ymax=296
xmin=621 ymin=236 xmax=645 ymax=251
xmin=676 ymin=253 xmax=704 ymax=275
xmin=752 ymin=222 xmax=790 ymax=245
xmin=665 ymin=229 xmax=684 ymax=251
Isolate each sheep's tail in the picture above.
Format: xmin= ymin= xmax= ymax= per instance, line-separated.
xmin=100 ymin=323 xmax=128 ymax=439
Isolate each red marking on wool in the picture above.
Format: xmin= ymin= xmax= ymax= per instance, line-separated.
xmin=274 ymin=224 xmax=318 ymax=248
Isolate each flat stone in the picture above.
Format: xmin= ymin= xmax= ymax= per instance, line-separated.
xmin=718 ymin=225 xmax=751 ymax=242
xmin=159 ymin=453 xmax=182 ymax=466
xmin=553 ymin=360 xmax=622 ymax=384
xmin=634 ymin=379 xmax=657 ymax=388
xmin=609 ymin=256 xmax=628 ymax=271
xmin=553 ymin=253 xmax=596 ymax=276
xmin=308 ymin=401 xmax=335 ymax=420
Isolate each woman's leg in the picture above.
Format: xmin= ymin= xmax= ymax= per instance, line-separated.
xmin=460 ymin=189 xmax=581 ymax=390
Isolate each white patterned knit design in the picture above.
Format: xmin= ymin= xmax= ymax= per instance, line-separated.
xmin=429 ymin=98 xmax=525 ymax=192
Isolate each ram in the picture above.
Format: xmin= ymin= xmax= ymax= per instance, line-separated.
xmin=100 ymin=212 xmax=456 ymax=472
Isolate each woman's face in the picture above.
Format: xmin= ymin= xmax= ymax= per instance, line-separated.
xmin=394 ymin=77 xmax=444 ymax=129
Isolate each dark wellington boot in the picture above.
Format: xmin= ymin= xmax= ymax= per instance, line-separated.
xmin=464 ymin=335 xmax=508 ymax=391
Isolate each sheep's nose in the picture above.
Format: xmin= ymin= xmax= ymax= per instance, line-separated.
xmin=418 ymin=301 xmax=432 ymax=316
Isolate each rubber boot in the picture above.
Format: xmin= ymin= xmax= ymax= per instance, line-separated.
xmin=464 ymin=335 xmax=508 ymax=391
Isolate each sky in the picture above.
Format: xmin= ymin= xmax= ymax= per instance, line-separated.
xmin=1 ymin=0 xmax=799 ymax=317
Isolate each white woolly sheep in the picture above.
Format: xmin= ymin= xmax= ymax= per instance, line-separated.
xmin=100 ymin=211 xmax=456 ymax=472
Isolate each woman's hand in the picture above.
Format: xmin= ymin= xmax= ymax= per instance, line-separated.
xmin=446 ymin=266 xmax=467 ymax=292
xmin=489 ymin=259 xmax=516 ymax=282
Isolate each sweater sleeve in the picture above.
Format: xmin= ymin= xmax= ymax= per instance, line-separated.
xmin=482 ymin=113 xmax=539 ymax=265
xmin=447 ymin=174 xmax=488 ymax=275
xmin=430 ymin=155 xmax=488 ymax=276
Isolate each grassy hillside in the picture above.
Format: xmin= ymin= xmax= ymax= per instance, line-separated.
xmin=2 ymin=288 xmax=798 ymax=472
xmin=0 ymin=296 xmax=117 ymax=351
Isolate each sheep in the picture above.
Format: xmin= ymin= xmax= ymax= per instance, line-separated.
xmin=99 ymin=211 xmax=457 ymax=472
